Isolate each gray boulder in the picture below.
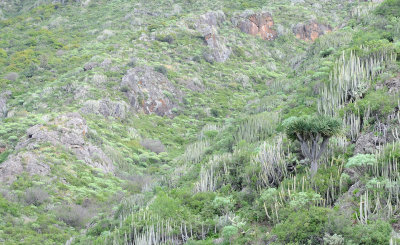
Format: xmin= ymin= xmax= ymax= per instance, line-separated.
xmin=354 ymin=131 xmax=387 ymax=154
xmin=0 ymin=152 xmax=50 ymax=184
xmin=195 ymin=11 xmax=231 ymax=63
xmin=202 ymin=26 xmax=231 ymax=63
xmin=121 ymin=66 xmax=182 ymax=117
xmin=196 ymin=10 xmax=225 ymax=30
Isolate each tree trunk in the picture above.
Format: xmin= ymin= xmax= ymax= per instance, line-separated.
xmin=310 ymin=160 xmax=318 ymax=178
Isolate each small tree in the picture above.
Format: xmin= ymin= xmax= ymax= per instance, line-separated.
xmin=284 ymin=115 xmax=341 ymax=177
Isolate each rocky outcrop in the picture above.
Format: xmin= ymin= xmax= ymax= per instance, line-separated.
xmin=233 ymin=11 xmax=277 ymax=40
xmin=0 ymin=113 xmax=114 ymax=183
xmin=195 ymin=11 xmax=231 ymax=63
xmin=100 ymin=58 xmax=112 ymax=69
xmin=354 ymin=132 xmax=383 ymax=154
xmin=0 ymin=152 xmax=51 ymax=184
xmin=354 ymin=123 xmax=398 ymax=154
xmin=196 ymin=10 xmax=225 ymax=28
xmin=80 ymin=99 xmax=128 ymax=118
xmin=121 ymin=66 xmax=182 ymax=117
xmin=202 ymin=27 xmax=231 ymax=63
xmin=383 ymin=73 xmax=400 ymax=94
xmin=293 ymin=20 xmax=332 ymax=42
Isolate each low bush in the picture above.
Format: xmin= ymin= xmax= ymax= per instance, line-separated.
xmin=140 ymin=139 xmax=166 ymax=154
xmin=55 ymin=204 xmax=92 ymax=228
xmin=272 ymin=206 xmax=330 ymax=244
xmin=24 ymin=187 xmax=49 ymax=206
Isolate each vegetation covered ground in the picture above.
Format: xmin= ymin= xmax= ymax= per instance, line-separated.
xmin=0 ymin=0 xmax=400 ymax=244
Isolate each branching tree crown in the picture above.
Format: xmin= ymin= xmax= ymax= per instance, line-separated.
xmin=284 ymin=115 xmax=342 ymax=177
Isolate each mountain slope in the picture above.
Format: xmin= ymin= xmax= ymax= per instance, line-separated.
xmin=0 ymin=0 xmax=400 ymax=244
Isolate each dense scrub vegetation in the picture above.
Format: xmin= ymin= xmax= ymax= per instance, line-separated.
xmin=0 ymin=0 xmax=400 ymax=244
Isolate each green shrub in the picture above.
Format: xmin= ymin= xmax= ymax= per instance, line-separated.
xmin=345 ymin=154 xmax=376 ymax=176
xmin=149 ymin=192 xmax=189 ymax=220
xmin=0 ymin=195 xmax=19 ymax=216
xmin=213 ymin=196 xmax=234 ymax=215
xmin=349 ymin=220 xmax=392 ymax=245
xmin=375 ymin=0 xmax=400 ymax=18
xmin=320 ymin=47 xmax=335 ymax=57
xmin=289 ymin=191 xmax=321 ymax=210
xmin=345 ymin=90 xmax=397 ymax=119
xmin=222 ymin=225 xmax=238 ymax=243
xmin=155 ymin=65 xmax=167 ymax=75
xmin=325 ymin=212 xmax=392 ymax=244
xmin=272 ymin=206 xmax=330 ymax=244
xmin=8 ymin=49 xmax=38 ymax=71
xmin=155 ymin=34 xmax=175 ymax=44
xmin=346 ymin=154 xmax=376 ymax=168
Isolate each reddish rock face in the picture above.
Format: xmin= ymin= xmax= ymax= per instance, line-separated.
xmin=293 ymin=21 xmax=332 ymax=42
xmin=237 ymin=12 xmax=277 ymax=40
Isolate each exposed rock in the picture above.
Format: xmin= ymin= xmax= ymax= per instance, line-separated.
xmin=354 ymin=132 xmax=387 ymax=154
xmin=384 ymin=73 xmax=400 ymax=94
xmin=0 ymin=152 xmax=50 ymax=184
xmin=233 ymin=11 xmax=277 ymax=40
xmin=80 ymin=99 xmax=128 ymax=118
xmin=293 ymin=20 xmax=332 ymax=42
xmin=100 ymin=58 xmax=112 ymax=69
xmin=61 ymin=82 xmax=89 ymax=101
xmin=121 ymin=66 xmax=182 ymax=116
xmin=202 ymin=26 xmax=231 ymax=63
xmin=0 ymin=113 xmax=115 ymax=183
xmin=195 ymin=11 xmax=231 ymax=63
xmin=196 ymin=10 xmax=225 ymax=29
xmin=83 ymin=62 xmax=99 ymax=71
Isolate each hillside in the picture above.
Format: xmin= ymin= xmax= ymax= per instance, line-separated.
xmin=0 ymin=0 xmax=400 ymax=244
